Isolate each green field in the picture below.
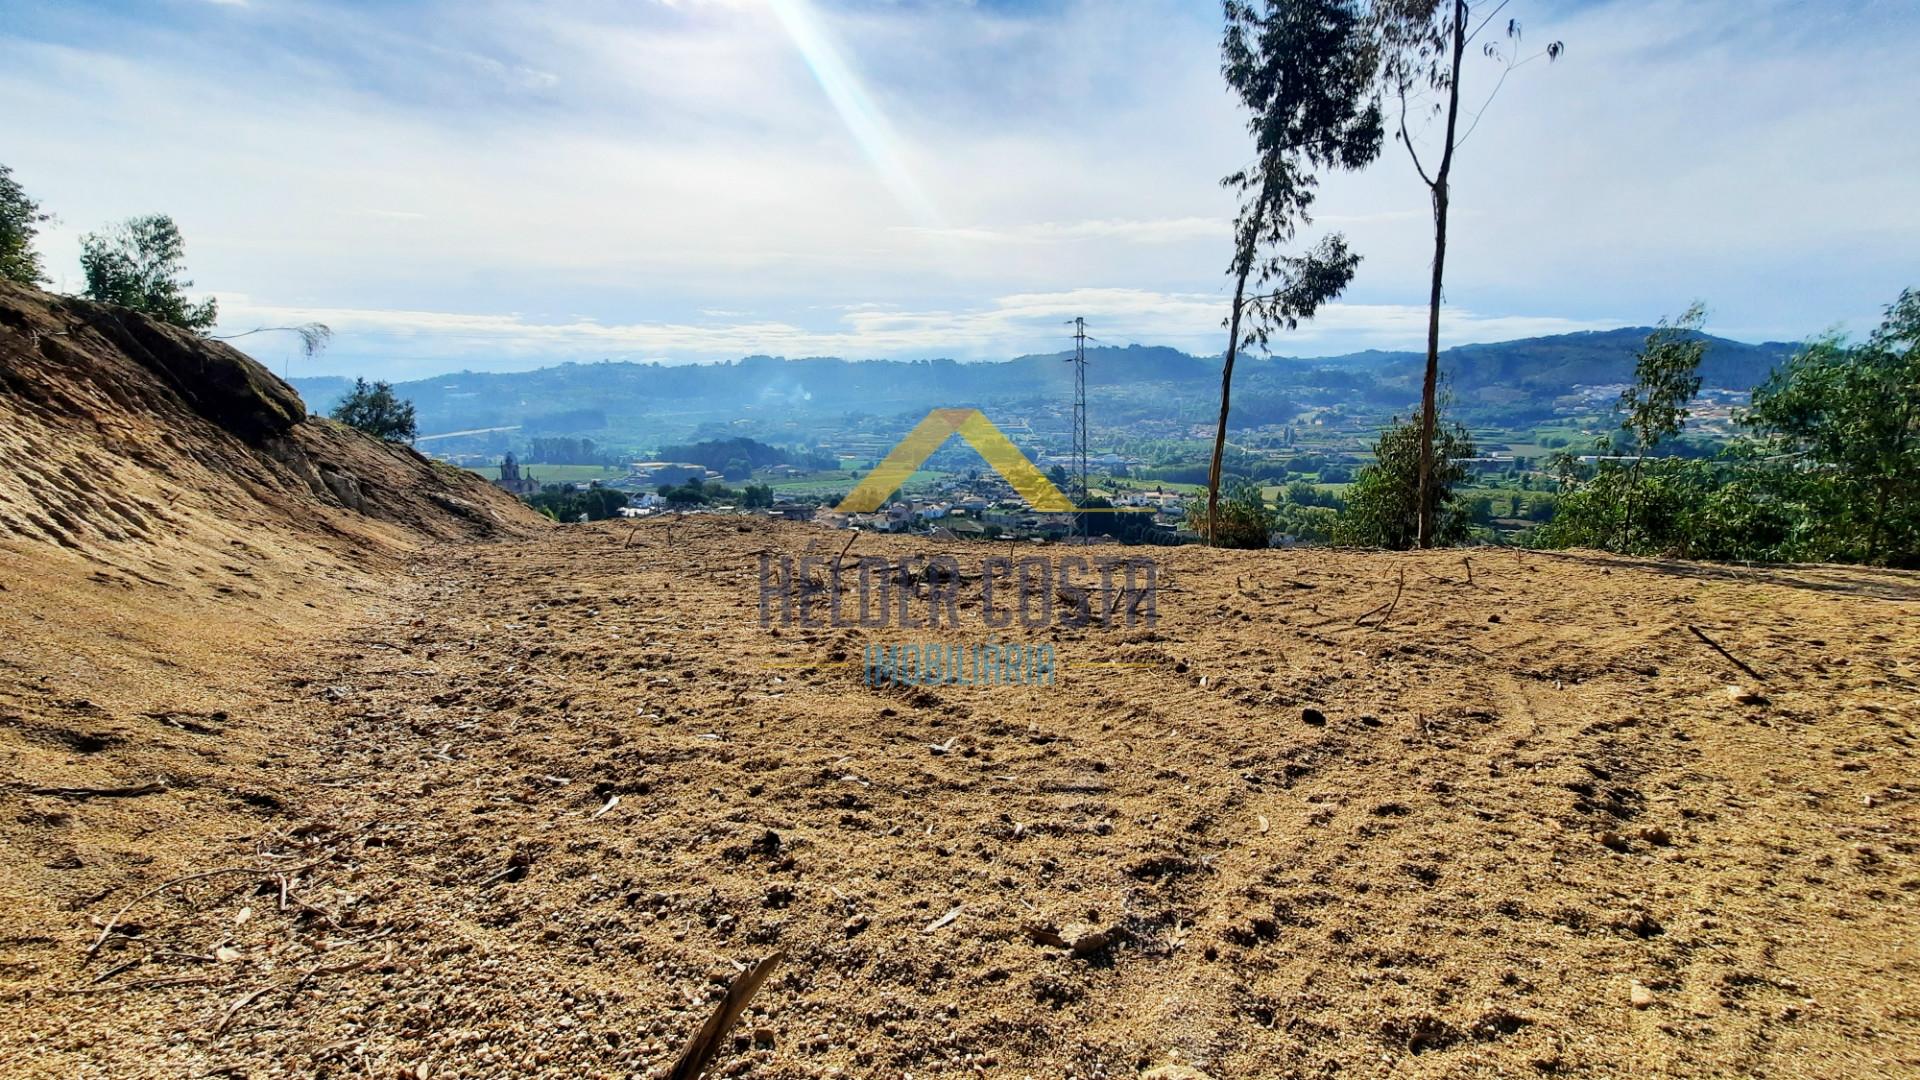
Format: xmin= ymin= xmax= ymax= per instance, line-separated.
xmin=765 ymin=468 xmax=940 ymax=496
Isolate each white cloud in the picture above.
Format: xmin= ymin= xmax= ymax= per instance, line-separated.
xmin=0 ymin=0 xmax=1912 ymax=378
xmin=893 ymin=218 xmax=1228 ymax=246
xmin=219 ymin=289 xmax=1613 ymax=377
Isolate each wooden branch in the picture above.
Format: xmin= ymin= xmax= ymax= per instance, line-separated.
xmin=666 ymin=951 xmax=784 ymax=1080
xmin=1397 ymin=84 xmax=1436 ymax=189
xmin=1464 ymin=0 xmax=1513 ymax=45
xmin=1688 ymin=624 xmax=1763 ymax=682
xmin=87 ymin=860 xmax=326 ymax=957
xmin=1356 ymin=569 xmax=1407 ymax=629
xmin=213 ymin=985 xmax=272 ymax=1036
xmin=29 ymin=781 xmax=166 ymax=800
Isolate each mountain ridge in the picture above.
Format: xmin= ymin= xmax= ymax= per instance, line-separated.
xmin=285 ymin=327 xmax=1801 ymax=442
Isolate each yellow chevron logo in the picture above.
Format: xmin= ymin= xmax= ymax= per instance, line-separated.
xmin=837 ymin=408 xmax=1075 ymax=514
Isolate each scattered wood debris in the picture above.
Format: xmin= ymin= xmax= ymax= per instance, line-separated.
xmin=665 ymin=951 xmax=783 ymax=1080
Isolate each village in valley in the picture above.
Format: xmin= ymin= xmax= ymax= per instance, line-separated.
xmin=454 ymin=399 xmax=1594 ymax=545
xmin=482 ymin=442 xmax=1196 ymax=543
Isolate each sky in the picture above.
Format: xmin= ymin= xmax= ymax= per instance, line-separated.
xmin=2 ymin=0 xmax=1915 ymax=379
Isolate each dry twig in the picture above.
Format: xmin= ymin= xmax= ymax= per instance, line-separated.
xmin=29 ymin=781 xmax=167 ymax=800
xmin=213 ymin=985 xmax=272 ymax=1036
xmin=88 ymin=860 xmax=325 ymax=957
xmin=665 ymin=951 xmax=784 ymax=1080
xmin=1354 ymin=569 xmax=1407 ymax=629
xmin=1688 ymin=624 xmax=1764 ymax=681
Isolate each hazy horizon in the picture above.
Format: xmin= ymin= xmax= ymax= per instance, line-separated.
xmin=286 ymin=321 xmax=1805 ymax=386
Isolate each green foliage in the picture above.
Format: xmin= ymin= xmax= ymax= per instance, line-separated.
xmin=1218 ymin=0 xmax=1381 ymax=347
xmin=654 ymin=437 xmax=834 ymax=474
xmin=0 ymin=164 xmax=50 ymax=285
xmin=330 ymin=377 xmax=419 ymax=442
xmin=1745 ymin=290 xmax=1920 ymax=565
xmin=1186 ymin=479 xmax=1273 ymax=549
xmin=79 ymin=214 xmax=217 ymax=331
xmin=1138 ymin=464 xmax=1218 ymax=486
xmin=662 ymin=480 xmax=711 ymax=506
xmin=661 ymin=478 xmax=760 ymax=507
xmin=1078 ymin=497 xmax=1162 ymax=543
xmin=1534 ymin=289 xmax=1919 ymax=566
xmin=1274 ymin=501 xmax=1339 ymax=542
xmin=525 ymin=436 xmax=606 ymax=465
xmin=1532 ymin=455 xmax=1832 ymax=563
xmin=529 ymin=484 xmax=627 ymax=522
xmin=1617 ymin=304 xmax=1707 ymax=549
xmin=1282 ymin=479 xmax=1345 ymax=509
xmin=1209 ymin=0 xmax=1383 ymax=543
xmin=1620 ymin=304 xmax=1708 ymax=453
xmin=1333 ymin=411 xmax=1475 ymax=548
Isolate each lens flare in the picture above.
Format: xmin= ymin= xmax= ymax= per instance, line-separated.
xmin=765 ymin=0 xmax=942 ymax=227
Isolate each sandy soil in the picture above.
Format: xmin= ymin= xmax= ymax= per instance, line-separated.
xmin=3 ymin=518 xmax=1915 ymax=1079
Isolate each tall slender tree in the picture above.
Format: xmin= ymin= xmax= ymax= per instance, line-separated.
xmin=1373 ymin=0 xmax=1561 ymax=546
xmin=1617 ymin=303 xmax=1706 ymax=550
xmin=1206 ymin=0 xmax=1384 ymax=545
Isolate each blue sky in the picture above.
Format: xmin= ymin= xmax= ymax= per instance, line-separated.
xmin=2 ymin=0 xmax=1915 ymax=378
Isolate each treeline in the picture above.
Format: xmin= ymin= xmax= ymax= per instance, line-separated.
xmin=1140 ymin=454 xmax=1352 ymax=486
xmin=0 ymin=164 xmax=435 ymax=446
xmin=526 ymin=478 xmax=778 ymax=522
xmin=2 ymin=164 xmax=217 ymax=330
xmin=1195 ymin=293 xmax=1917 ymax=568
xmin=523 ymin=437 xmax=618 ymax=465
xmin=1533 ymin=294 xmax=1919 ymax=566
xmin=655 ymin=437 xmax=838 ymax=479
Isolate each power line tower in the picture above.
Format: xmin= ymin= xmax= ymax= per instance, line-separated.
xmin=1065 ymin=316 xmax=1089 ymax=542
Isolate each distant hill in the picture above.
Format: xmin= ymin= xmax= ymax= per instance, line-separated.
xmin=1375 ymin=328 xmax=1799 ymax=397
xmin=290 ymin=328 xmax=1804 ymax=442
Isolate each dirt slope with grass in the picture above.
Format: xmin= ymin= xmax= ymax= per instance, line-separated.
xmin=1 ymin=281 xmax=1916 ymax=1078
xmin=0 ymin=278 xmax=544 ymax=1069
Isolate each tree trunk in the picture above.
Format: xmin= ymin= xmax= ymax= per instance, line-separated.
xmin=1867 ymin=479 xmax=1889 ymax=565
xmin=1415 ymin=0 xmax=1467 ymax=550
xmin=1622 ymin=453 xmax=1644 ymax=553
xmin=1415 ymin=185 xmax=1447 ymax=548
xmin=1207 ymin=268 xmax=1253 ymax=546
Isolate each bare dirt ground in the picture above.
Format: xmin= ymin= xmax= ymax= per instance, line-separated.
xmin=4 ymin=518 xmax=1916 ymax=1079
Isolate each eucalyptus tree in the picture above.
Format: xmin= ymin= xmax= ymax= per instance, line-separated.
xmin=1206 ymin=0 xmax=1384 ymax=545
xmin=1372 ymin=0 xmax=1561 ymax=546
xmin=1748 ymin=289 xmax=1920 ymax=565
xmin=80 ymin=214 xmax=218 ymax=331
xmin=1617 ymin=303 xmax=1706 ymax=550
